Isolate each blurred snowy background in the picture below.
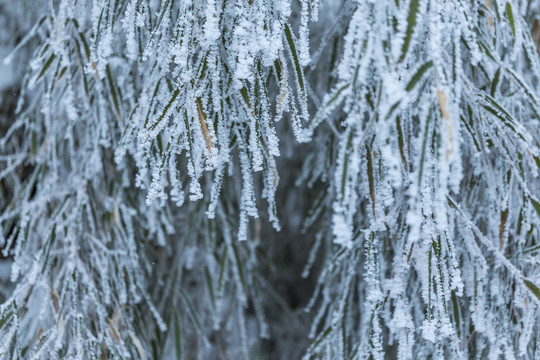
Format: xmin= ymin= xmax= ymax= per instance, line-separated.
xmin=0 ymin=2 xmax=23 ymax=91
xmin=0 ymin=58 xmax=14 ymax=92
xmin=0 ymin=1 xmax=41 ymax=300
xmin=0 ymin=2 xmax=17 ymax=300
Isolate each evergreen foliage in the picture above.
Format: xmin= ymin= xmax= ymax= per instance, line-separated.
xmin=1 ymin=0 xmax=540 ymax=358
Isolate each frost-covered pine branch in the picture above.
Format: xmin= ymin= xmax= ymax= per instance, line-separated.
xmin=1 ymin=0 xmax=540 ymax=359
xmin=301 ymin=0 xmax=540 ymax=358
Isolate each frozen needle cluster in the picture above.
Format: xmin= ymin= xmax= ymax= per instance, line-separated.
xmin=1 ymin=0 xmax=540 ymax=359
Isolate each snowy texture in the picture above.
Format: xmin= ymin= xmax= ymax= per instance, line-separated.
xmin=0 ymin=0 xmax=540 ymax=359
